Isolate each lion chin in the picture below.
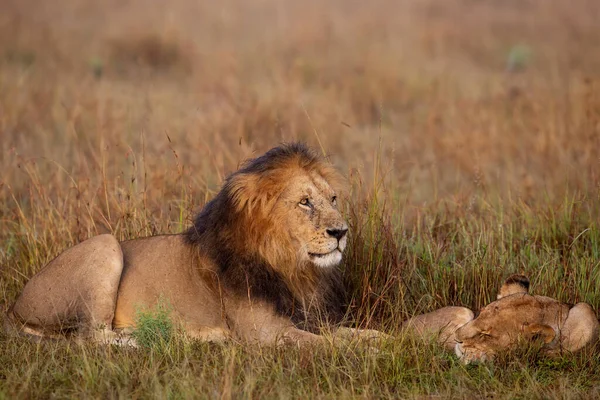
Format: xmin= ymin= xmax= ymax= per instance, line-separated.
xmin=309 ymin=250 xmax=343 ymax=268
xmin=308 ymin=239 xmax=346 ymax=268
xmin=5 ymin=143 xmax=387 ymax=347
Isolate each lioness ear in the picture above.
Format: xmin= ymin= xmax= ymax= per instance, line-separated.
xmin=497 ymin=274 xmax=530 ymax=299
xmin=523 ymin=323 xmax=555 ymax=344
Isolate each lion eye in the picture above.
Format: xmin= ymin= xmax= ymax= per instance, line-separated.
xmin=299 ymin=198 xmax=311 ymax=207
xmin=331 ymin=196 xmax=337 ymax=206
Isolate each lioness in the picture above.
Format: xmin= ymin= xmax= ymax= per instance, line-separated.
xmin=5 ymin=143 xmax=382 ymax=346
xmin=453 ymin=274 xmax=599 ymax=363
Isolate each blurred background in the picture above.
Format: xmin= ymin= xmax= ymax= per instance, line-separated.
xmin=0 ymin=0 xmax=599 ymax=239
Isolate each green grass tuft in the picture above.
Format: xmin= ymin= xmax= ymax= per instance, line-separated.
xmin=132 ymin=299 xmax=175 ymax=350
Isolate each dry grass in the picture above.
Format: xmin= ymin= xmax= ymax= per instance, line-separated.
xmin=1 ymin=0 xmax=600 ymax=398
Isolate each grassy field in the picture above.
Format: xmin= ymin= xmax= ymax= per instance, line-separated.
xmin=1 ymin=0 xmax=600 ymax=398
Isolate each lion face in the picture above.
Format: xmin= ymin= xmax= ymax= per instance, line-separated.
xmin=214 ymin=143 xmax=348 ymax=272
xmin=277 ymin=171 xmax=348 ymax=268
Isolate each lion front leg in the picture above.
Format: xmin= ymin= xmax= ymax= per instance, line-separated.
xmin=331 ymin=327 xmax=393 ymax=343
xmin=7 ymin=234 xmax=124 ymax=342
xmin=277 ymin=326 xmax=327 ymax=346
xmin=400 ymin=306 xmax=474 ymax=350
xmin=280 ymin=327 xmax=393 ymax=349
xmin=225 ymin=301 xmax=326 ymax=346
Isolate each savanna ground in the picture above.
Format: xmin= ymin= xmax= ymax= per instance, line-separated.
xmin=1 ymin=0 xmax=600 ymax=398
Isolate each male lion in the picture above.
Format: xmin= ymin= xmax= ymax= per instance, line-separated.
xmin=452 ymin=274 xmax=599 ymax=363
xmin=5 ymin=143 xmax=381 ymax=346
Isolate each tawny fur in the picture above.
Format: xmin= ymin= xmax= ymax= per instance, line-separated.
xmin=454 ymin=274 xmax=599 ymax=363
xmin=401 ymin=274 xmax=598 ymax=363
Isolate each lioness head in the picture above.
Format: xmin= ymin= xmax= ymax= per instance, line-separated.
xmin=454 ymin=275 xmax=559 ymax=363
xmin=187 ymin=143 xmax=348 ymax=271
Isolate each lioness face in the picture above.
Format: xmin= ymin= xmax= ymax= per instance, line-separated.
xmin=454 ymin=295 xmax=556 ymax=363
xmin=279 ymin=171 xmax=348 ymax=268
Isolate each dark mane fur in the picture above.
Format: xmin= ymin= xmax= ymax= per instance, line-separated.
xmin=184 ymin=143 xmax=347 ymax=331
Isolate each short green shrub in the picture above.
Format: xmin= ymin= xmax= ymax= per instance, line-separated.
xmin=132 ymin=299 xmax=174 ymax=350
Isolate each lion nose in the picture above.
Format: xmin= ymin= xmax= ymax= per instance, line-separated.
xmin=326 ymin=228 xmax=348 ymax=241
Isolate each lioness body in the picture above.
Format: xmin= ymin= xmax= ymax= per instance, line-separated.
xmin=7 ymin=144 xmax=381 ymax=345
xmin=400 ymin=275 xmax=599 ymax=363
xmin=453 ymin=275 xmax=599 ymax=363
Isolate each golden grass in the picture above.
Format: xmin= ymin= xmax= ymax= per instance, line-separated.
xmin=1 ymin=0 xmax=600 ymax=397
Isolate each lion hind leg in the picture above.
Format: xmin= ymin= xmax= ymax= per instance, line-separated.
xmin=7 ymin=234 xmax=124 ymax=341
xmin=559 ymin=302 xmax=599 ymax=353
xmin=4 ymin=312 xmax=63 ymax=342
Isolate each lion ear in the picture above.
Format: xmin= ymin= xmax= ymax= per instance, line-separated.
xmin=318 ymin=164 xmax=347 ymax=197
xmin=227 ymin=172 xmax=275 ymax=215
xmin=497 ymin=274 xmax=530 ymax=299
xmin=523 ymin=323 xmax=556 ymax=344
